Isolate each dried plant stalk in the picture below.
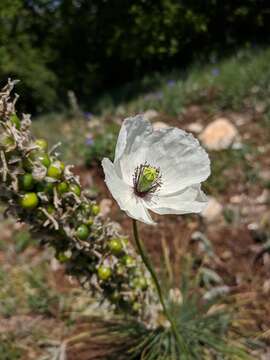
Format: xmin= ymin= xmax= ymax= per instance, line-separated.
xmin=0 ymin=80 xmax=158 ymax=327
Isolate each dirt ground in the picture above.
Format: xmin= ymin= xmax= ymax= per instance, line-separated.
xmin=1 ymin=106 xmax=270 ymax=359
xmin=76 ymin=105 xmax=270 ymax=335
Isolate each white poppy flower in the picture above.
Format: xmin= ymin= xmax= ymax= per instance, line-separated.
xmin=102 ymin=115 xmax=210 ymax=225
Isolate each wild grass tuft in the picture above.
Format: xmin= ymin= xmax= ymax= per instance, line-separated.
xmin=65 ymin=271 xmax=253 ymax=360
xmin=0 ymin=334 xmax=21 ymax=360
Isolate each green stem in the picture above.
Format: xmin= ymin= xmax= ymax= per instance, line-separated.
xmin=132 ymin=219 xmax=188 ymax=358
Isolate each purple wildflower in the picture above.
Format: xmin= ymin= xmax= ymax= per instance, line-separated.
xmin=85 ymin=136 xmax=94 ymax=146
xmin=211 ymin=68 xmax=220 ymax=77
xmin=167 ymin=79 xmax=176 ymax=87
xmin=84 ymin=112 xmax=93 ymax=120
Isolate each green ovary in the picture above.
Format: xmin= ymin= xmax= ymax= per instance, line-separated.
xmin=138 ymin=166 xmax=158 ymax=193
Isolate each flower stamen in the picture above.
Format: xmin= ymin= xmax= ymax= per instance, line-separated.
xmin=133 ymin=162 xmax=162 ymax=197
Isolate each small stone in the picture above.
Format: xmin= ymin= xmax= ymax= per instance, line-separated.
xmin=247 ymin=222 xmax=259 ymax=231
xmin=186 ymin=122 xmax=203 ymax=133
xmin=202 ymin=197 xmax=223 ymax=222
xmin=263 ymin=279 xmax=270 ymax=294
xmin=258 ymin=146 xmax=266 ymax=154
xmin=230 ymin=195 xmax=244 ymax=204
xmin=220 ymin=250 xmax=232 ymax=260
xmin=255 ymin=101 xmax=267 ymax=114
xmin=99 ymin=198 xmax=112 ymax=217
xmin=143 ymin=109 xmax=159 ymax=121
xmin=153 ymin=121 xmax=169 ymax=130
xmin=256 ymin=189 xmax=269 ymax=204
xmin=200 ymin=118 xmax=238 ymax=150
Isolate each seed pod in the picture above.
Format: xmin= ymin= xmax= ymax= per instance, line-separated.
xmin=19 ymin=173 xmax=34 ymax=191
xmin=36 ymin=181 xmax=54 ymax=194
xmin=47 ymin=204 xmax=55 ymax=214
xmin=20 ymin=192 xmax=39 ymax=209
xmin=76 ymin=224 xmax=90 ymax=240
xmin=132 ymin=277 xmax=148 ymax=291
xmin=108 ymin=238 xmax=123 ymax=255
xmin=57 ymin=181 xmax=69 ymax=194
xmin=91 ymin=204 xmax=100 ymax=216
xmin=47 ymin=161 xmax=63 ymax=179
xmin=35 ymin=138 xmax=48 ymax=151
xmin=98 ymin=266 xmax=112 ymax=281
xmin=132 ymin=302 xmax=142 ymax=312
xmin=70 ymin=183 xmax=81 ymax=196
xmin=33 ymin=151 xmax=51 ymax=168
xmin=122 ymin=255 xmax=135 ymax=267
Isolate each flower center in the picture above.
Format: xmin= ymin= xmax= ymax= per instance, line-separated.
xmin=133 ymin=163 xmax=162 ymax=197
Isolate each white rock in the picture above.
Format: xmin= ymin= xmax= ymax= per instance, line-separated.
xmin=186 ymin=122 xmax=203 ymax=134
xmin=258 ymin=146 xmax=267 ymax=154
xmin=256 ymin=189 xmax=269 ymax=204
xmin=247 ymin=222 xmax=259 ymax=231
xmin=202 ymin=197 xmax=223 ymax=222
xmin=230 ymin=194 xmax=244 ymax=204
xmin=200 ymin=118 xmax=238 ymax=150
xmin=153 ymin=121 xmax=169 ymax=130
xmin=255 ymin=101 xmax=267 ymax=114
xmin=263 ymin=279 xmax=270 ymax=294
xmin=143 ymin=109 xmax=159 ymax=120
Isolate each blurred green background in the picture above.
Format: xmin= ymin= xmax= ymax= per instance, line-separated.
xmin=1 ymin=0 xmax=269 ymax=114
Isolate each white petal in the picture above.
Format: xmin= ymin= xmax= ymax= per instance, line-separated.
xmin=102 ymin=158 xmax=155 ymax=225
xmin=118 ymin=125 xmax=161 ymax=184
xmin=114 ymin=115 xmax=152 ymax=163
xmin=143 ymin=128 xmax=210 ymax=195
xmin=125 ymin=200 xmax=155 ymax=225
xmin=117 ymin=123 xmax=210 ymax=193
xmin=144 ymin=184 xmax=208 ymax=215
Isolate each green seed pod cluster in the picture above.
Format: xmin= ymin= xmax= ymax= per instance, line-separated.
xmin=0 ymin=80 xmax=158 ymax=326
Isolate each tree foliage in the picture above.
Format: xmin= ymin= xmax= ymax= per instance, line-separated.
xmin=0 ymin=0 xmax=269 ymax=112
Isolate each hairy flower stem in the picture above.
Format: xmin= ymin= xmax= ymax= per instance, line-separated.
xmin=132 ymin=219 xmax=189 ymax=358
